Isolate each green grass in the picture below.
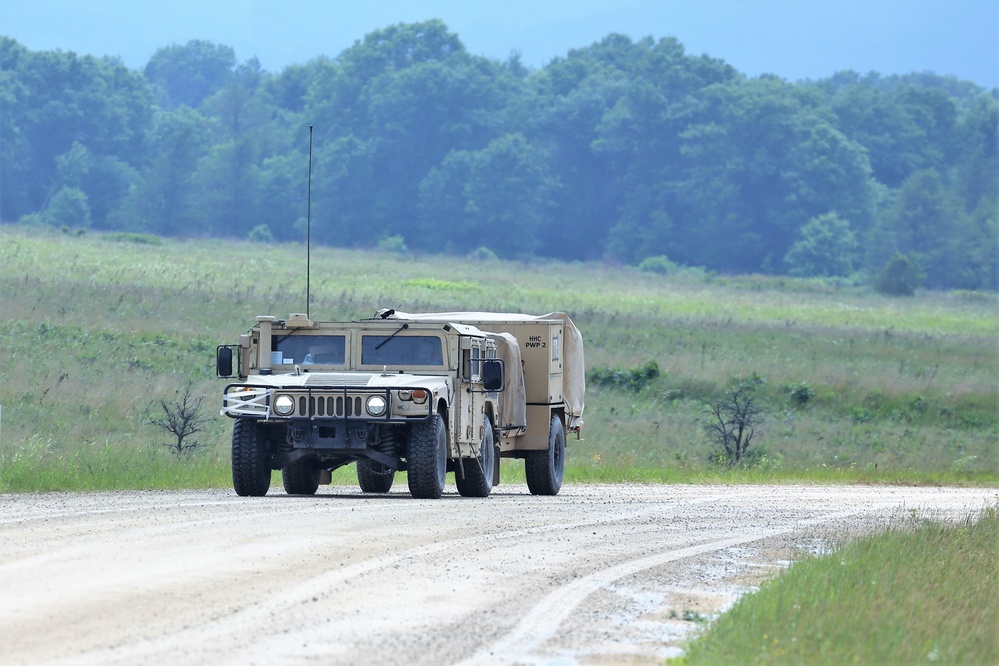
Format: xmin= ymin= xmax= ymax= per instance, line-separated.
xmin=678 ymin=505 xmax=999 ymax=665
xmin=0 ymin=436 xmax=232 ymax=491
xmin=0 ymin=224 xmax=996 ymax=491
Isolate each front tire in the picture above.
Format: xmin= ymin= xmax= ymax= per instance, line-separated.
xmin=525 ymin=414 xmax=565 ymax=496
xmin=456 ymin=417 xmax=496 ymax=498
xmin=282 ymin=459 xmax=320 ymax=495
xmin=232 ymin=419 xmax=271 ymax=497
xmin=408 ymin=414 xmax=448 ymax=499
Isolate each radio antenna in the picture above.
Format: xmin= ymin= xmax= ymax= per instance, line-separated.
xmin=306 ymin=124 xmax=313 ymax=319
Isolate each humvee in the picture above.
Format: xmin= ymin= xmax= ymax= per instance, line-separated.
xmin=216 ymin=309 xmax=584 ymax=498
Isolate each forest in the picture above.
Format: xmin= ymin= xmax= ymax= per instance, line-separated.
xmin=1 ymin=20 xmax=996 ymax=291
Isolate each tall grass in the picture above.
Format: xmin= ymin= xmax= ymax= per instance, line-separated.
xmin=0 ymin=435 xmax=232 ymax=491
xmin=0 ymin=225 xmax=996 ymax=491
xmin=679 ymin=505 xmax=999 ymax=664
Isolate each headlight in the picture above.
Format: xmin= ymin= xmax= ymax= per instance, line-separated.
xmin=399 ymin=389 xmax=428 ymax=404
xmin=366 ymin=395 xmax=387 ymax=416
xmin=273 ymin=394 xmax=295 ymax=416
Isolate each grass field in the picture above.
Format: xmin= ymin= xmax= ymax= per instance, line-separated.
xmin=0 ymin=225 xmax=996 ymax=490
xmin=678 ymin=504 xmax=998 ymax=665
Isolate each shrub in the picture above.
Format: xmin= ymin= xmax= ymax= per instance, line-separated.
xmin=785 ymin=212 xmax=858 ymax=278
xmin=785 ymin=381 xmax=815 ymax=408
xmin=376 ymin=234 xmax=408 ymax=253
xmin=148 ymin=384 xmax=210 ymax=455
xmin=704 ymin=375 xmax=766 ymax=466
xmin=588 ymin=361 xmax=661 ymax=392
xmin=248 ymin=224 xmax=274 ymax=243
xmin=638 ymin=255 xmax=680 ymax=275
xmin=44 ymin=186 xmax=92 ymax=229
xmin=469 ymin=246 xmax=499 ymax=262
xmin=874 ymin=253 xmax=923 ymax=296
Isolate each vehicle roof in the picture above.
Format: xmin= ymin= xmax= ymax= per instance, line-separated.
xmin=373 ymin=309 xmax=563 ymax=324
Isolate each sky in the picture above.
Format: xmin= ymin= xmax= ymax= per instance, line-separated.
xmin=1 ymin=0 xmax=996 ymax=88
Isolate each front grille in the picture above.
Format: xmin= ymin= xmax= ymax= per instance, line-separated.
xmin=299 ymin=395 xmax=364 ymax=417
xmin=223 ymin=383 xmax=433 ymax=422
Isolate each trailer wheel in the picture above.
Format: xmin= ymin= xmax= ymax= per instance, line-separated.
xmin=408 ymin=414 xmax=448 ymax=499
xmin=232 ymin=418 xmax=271 ymax=497
xmin=526 ymin=414 xmax=564 ymax=496
xmin=357 ymin=458 xmax=396 ymax=493
xmin=282 ymin=459 xmax=320 ymax=495
xmin=456 ymin=416 xmax=495 ymax=498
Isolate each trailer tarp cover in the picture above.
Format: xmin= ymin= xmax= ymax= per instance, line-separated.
xmin=375 ymin=310 xmax=585 ymax=429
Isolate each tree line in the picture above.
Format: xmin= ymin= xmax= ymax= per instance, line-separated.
xmin=1 ymin=20 xmax=995 ymax=291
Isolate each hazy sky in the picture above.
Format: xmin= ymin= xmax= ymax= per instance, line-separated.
xmin=1 ymin=0 xmax=996 ymax=87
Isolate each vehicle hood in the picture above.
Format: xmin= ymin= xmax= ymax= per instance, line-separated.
xmin=245 ymin=371 xmax=449 ymax=390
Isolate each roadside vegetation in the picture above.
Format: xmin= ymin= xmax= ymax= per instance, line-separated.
xmin=0 ymin=225 xmax=996 ymax=491
xmin=678 ymin=504 xmax=999 ymax=665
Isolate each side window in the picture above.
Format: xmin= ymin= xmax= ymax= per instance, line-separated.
xmin=470 ymin=345 xmax=481 ymax=379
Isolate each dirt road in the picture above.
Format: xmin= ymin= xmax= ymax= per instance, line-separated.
xmin=0 ymin=484 xmax=991 ymax=665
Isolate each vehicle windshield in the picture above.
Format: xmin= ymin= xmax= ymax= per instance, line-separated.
xmin=273 ymin=335 xmax=346 ymax=365
xmin=361 ymin=334 xmax=444 ymax=367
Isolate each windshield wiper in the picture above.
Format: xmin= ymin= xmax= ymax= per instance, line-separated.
xmin=375 ymin=323 xmax=408 ymax=350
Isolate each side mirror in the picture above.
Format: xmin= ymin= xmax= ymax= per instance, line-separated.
xmin=216 ymin=346 xmax=234 ymax=378
xmin=482 ymin=359 xmax=504 ymax=391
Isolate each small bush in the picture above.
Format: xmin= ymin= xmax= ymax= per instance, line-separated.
xmin=148 ymin=384 xmax=210 ymax=455
xmin=874 ymin=253 xmax=923 ymax=296
xmin=376 ymin=234 xmax=408 ymax=253
xmin=18 ymin=213 xmax=46 ymax=226
xmin=469 ymin=246 xmax=499 ymax=262
xmin=588 ymin=360 xmax=661 ymax=391
xmin=248 ymin=224 xmax=274 ymax=243
xmin=44 ymin=186 xmax=91 ymax=229
xmin=785 ymin=381 xmax=815 ymax=408
xmin=704 ymin=375 xmax=766 ymax=466
xmin=638 ymin=255 xmax=680 ymax=275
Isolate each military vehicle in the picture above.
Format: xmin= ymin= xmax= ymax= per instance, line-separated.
xmin=216 ymin=309 xmax=584 ymax=498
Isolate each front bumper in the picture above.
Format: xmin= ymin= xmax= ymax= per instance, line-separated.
xmin=221 ymin=383 xmax=433 ymax=422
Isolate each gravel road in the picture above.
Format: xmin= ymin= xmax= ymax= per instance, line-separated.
xmin=0 ymin=484 xmax=991 ymax=665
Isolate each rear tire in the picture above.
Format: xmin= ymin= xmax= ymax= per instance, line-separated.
xmin=357 ymin=458 xmax=396 ymax=493
xmin=456 ymin=417 xmax=496 ymax=498
xmin=526 ymin=414 xmax=564 ymax=496
xmin=232 ymin=419 xmax=271 ymax=497
xmin=407 ymin=414 xmax=448 ymax=499
xmin=282 ymin=459 xmax=320 ymax=495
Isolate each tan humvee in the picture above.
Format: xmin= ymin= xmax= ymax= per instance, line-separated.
xmin=217 ymin=309 xmax=584 ymax=499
